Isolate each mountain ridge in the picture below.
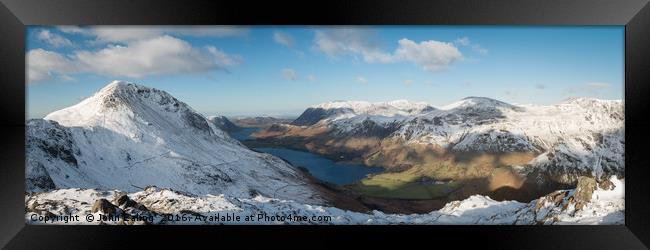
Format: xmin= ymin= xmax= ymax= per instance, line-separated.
xmin=259 ymin=96 xmax=624 ymax=185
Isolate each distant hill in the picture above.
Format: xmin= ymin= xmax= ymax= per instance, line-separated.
xmin=233 ymin=116 xmax=293 ymax=128
xmin=206 ymin=115 xmax=242 ymax=133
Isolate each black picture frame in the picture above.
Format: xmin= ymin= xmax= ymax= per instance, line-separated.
xmin=1 ymin=0 xmax=649 ymax=248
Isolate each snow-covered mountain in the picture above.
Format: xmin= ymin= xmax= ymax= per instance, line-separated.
xmin=265 ymin=96 xmax=624 ymax=182
xmin=26 ymin=81 xmax=321 ymax=204
xmin=291 ymin=100 xmax=434 ymax=126
xmin=396 ymin=97 xmax=624 ymax=181
xmin=25 ymin=176 xmax=624 ymax=225
xmin=24 ymin=82 xmax=625 ymax=225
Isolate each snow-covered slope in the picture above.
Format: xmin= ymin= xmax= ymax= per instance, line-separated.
xmin=291 ymin=100 xmax=434 ymax=127
xmin=396 ymin=97 xmax=624 ymax=180
xmin=25 ymin=176 xmax=624 ymax=225
xmin=314 ymin=100 xmax=433 ymax=117
xmin=286 ymin=97 xmax=624 ymax=180
xmin=27 ymin=81 xmax=320 ymax=204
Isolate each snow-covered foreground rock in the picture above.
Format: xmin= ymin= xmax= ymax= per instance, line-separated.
xmin=26 ymin=81 xmax=320 ymax=204
xmin=25 ymin=177 xmax=624 ymax=225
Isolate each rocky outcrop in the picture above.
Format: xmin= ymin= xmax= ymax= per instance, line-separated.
xmin=573 ymin=176 xmax=597 ymax=204
xmin=25 ymin=177 xmax=625 ymax=225
xmin=533 ymin=176 xmax=615 ymax=216
xmin=207 ymin=116 xmax=241 ymax=133
xmin=91 ymin=199 xmax=118 ymax=214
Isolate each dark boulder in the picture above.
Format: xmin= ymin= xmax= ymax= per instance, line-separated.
xmin=597 ymin=177 xmax=616 ymax=191
xmin=112 ymin=193 xmax=148 ymax=212
xmin=113 ymin=194 xmax=137 ymax=207
xmin=572 ymin=176 xmax=597 ymax=211
xmin=573 ymin=176 xmax=597 ymax=203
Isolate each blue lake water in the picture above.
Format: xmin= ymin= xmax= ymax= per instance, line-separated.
xmin=229 ymin=127 xmax=384 ymax=185
xmin=254 ymin=147 xmax=384 ymax=185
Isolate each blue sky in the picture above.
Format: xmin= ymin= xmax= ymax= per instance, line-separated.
xmin=27 ymin=26 xmax=624 ymax=118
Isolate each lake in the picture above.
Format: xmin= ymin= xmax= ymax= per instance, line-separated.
xmin=230 ymin=127 xmax=384 ymax=185
xmin=255 ymin=147 xmax=384 ymax=185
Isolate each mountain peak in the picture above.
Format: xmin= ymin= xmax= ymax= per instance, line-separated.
xmin=106 ymin=79 xmax=129 ymax=87
xmin=442 ymin=96 xmax=520 ymax=111
xmin=96 ymin=80 xmax=134 ymax=95
xmin=98 ymin=81 xmax=185 ymax=111
xmin=294 ymin=100 xmax=434 ymax=126
xmin=44 ymin=81 xmax=197 ymax=129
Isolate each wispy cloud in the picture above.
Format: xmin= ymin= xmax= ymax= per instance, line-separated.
xmin=314 ymin=28 xmax=463 ymax=72
xmin=58 ymin=26 xmax=249 ymax=43
xmin=455 ymin=37 xmax=471 ymax=46
xmin=37 ymin=29 xmax=74 ymax=48
xmin=57 ymin=26 xmax=85 ymax=34
xmin=282 ymin=68 xmax=299 ymax=81
xmin=273 ymin=31 xmax=295 ymax=48
xmin=356 ymin=76 xmax=368 ymax=84
xmin=454 ymin=36 xmax=488 ymax=55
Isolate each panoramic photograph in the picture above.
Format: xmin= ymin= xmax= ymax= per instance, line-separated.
xmin=25 ymin=26 xmax=624 ymax=225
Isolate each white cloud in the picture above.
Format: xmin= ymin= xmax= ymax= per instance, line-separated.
xmin=58 ymin=26 xmax=248 ymax=43
xmin=27 ymin=35 xmax=241 ymax=83
xmin=273 ymin=31 xmax=294 ymax=48
xmin=57 ymin=26 xmax=85 ymax=34
xmin=282 ymin=68 xmax=298 ymax=81
xmin=314 ymin=28 xmax=463 ymax=72
xmin=314 ymin=28 xmax=392 ymax=63
xmin=403 ymin=79 xmax=413 ymax=86
xmin=75 ymin=35 xmax=241 ymax=78
xmin=27 ymin=49 xmax=77 ymax=82
xmin=356 ymin=76 xmax=368 ymax=84
xmin=37 ymin=29 xmax=73 ymax=47
xmin=586 ymin=82 xmax=611 ymax=89
xmin=393 ymin=39 xmax=463 ymax=72
xmin=89 ymin=27 xmax=163 ymax=43
xmin=307 ymin=74 xmax=316 ymax=81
